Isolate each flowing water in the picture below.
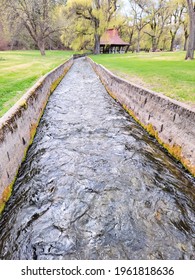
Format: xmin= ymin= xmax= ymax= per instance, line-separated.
xmin=0 ymin=58 xmax=194 ymax=260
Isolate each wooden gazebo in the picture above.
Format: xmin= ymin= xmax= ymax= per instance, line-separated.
xmin=100 ymin=28 xmax=129 ymax=54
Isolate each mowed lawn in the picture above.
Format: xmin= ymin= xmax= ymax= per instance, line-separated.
xmin=0 ymin=50 xmax=74 ymax=117
xmin=91 ymin=52 xmax=195 ymax=106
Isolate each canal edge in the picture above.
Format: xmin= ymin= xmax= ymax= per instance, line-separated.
xmin=0 ymin=57 xmax=73 ymax=214
xmin=87 ymin=56 xmax=195 ymax=178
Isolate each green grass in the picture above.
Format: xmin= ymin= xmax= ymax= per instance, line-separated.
xmin=0 ymin=50 xmax=74 ymax=117
xmin=1 ymin=51 xmax=194 ymax=117
xmin=91 ymin=52 xmax=195 ymax=106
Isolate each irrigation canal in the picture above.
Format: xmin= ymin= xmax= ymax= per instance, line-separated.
xmin=0 ymin=58 xmax=194 ymax=260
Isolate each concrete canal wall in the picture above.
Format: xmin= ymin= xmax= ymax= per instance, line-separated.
xmin=88 ymin=57 xmax=195 ymax=177
xmin=0 ymin=58 xmax=73 ymax=212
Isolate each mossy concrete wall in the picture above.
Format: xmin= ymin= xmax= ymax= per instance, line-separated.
xmin=88 ymin=57 xmax=195 ymax=177
xmin=0 ymin=58 xmax=73 ymax=212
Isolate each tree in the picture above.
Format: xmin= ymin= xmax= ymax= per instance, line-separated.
xmin=1 ymin=0 xmax=67 ymax=55
xmin=66 ymin=0 xmax=119 ymax=54
xmin=128 ymin=0 xmax=148 ymax=52
xmin=182 ymin=16 xmax=189 ymax=50
xmin=120 ymin=15 xmax=136 ymax=52
xmin=61 ymin=9 xmax=95 ymax=51
xmin=0 ymin=15 xmax=9 ymax=50
xmin=132 ymin=0 xmax=170 ymax=51
xmin=185 ymin=0 xmax=195 ymax=59
xmin=168 ymin=0 xmax=186 ymax=51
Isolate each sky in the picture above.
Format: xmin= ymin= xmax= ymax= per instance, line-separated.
xmin=120 ymin=0 xmax=131 ymax=15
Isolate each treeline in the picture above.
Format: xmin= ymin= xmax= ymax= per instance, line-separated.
xmin=0 ymin=0 xmax=194 ymax=59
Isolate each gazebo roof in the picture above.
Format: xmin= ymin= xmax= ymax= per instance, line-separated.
xmin=100 ymin=29 xmax=129 ymax=46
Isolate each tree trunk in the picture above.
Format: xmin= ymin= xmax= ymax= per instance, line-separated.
xmin=185 ymin=0 xmax=195 ymax=60
xmin=136 ymin=30 xmax=141 ymax=52
xmin=38 ymin=40 xmax=46 ymax=56
xmin=162 ymin=38 xmax=167 ymax=51
xmin=152 ymin=36 xmax=157 ymax=52
xmin=125 ymin=31 xmax=133 ymax=53
xmin=94 ymin=33 xmax=100 ymax=55
xmin=170 ymin=34 xmax=175 ymax=52
xmin=183 ymin=32 xmax=188 ymax=51
xmin=93 ymin=17 xmax=100 ymax=55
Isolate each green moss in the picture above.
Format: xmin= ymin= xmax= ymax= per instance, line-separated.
xmin=30 ymin=123 xmax=38 ymax=145
xmin=163 ymin=142 xmax=195 ymax=176
xmin=18 ymin=100 xmax=28 ymax=110
xmin=105 ymin=85 xmax=195 ymax=177
xmin=122 ymin=104 xmax=141 ymax=126
xmin=50 ymin=65 xmax=72 ymax=94
xmin=92 ymin=67 xmax=117 ymax=102
xmin=0 ymin=180 xmax=16 ymax=214
xmin=103 ymin=84 xmax=117 ymax=101
xmin=143 ymin=122 xmax=195 ymax=175
xmin=0 ymin=61 xmax=73 ymax=214
xmin=22 ymin=65 xmax=73 ymax=162
xmin=0 ymin=112 xmax=44 ymax=215
xmin=50 ymin=76 xmax=63 ymax=93
xmin=145 ymin=123 xmax=195 ymax=177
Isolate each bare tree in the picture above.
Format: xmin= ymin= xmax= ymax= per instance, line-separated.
xmin=185 ymin=0 xmax=195 ymax=59
xmin=122 ymin=15 xmax=136 ymax=52
xmin=129 ymin=0 xmax=148 ymax=52
xmin=1 ymin=0 xmax=67 ymax=55
xmin=169 ymin=2 xmax=186 ymax=51
xmin=182 ymin=17 xmax=189 ymax=50
xmin=135 ymin=0 xmax=170 ymax=51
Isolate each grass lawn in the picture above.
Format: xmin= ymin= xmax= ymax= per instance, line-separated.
xmin=91 ymin=52 xmax=195 ymax=106
xmin=0 ymin=50 xmax=74 ymax=117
